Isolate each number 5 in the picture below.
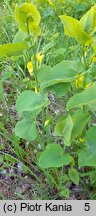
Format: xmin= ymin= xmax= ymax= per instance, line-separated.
xmin=84 ymin=203 xmax=90 ymax=211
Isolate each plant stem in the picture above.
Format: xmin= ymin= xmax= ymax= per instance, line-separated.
xmin=45 ymin=106 xmax=51 ymax=144
xmin=33 ymin=47 xmax=39 ymax=91
xmin=82 ymin=46 xmax=87 ymax=113
xmin=27 ymin=21 xmax=39 ymax=91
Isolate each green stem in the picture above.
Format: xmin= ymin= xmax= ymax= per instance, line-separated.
xmin=33 ymin=47 xmax=39 ymax=91
xmin=37 ymin=129 xmax=44 ymax=150
xmin=44 ymin=169 xmax=58 ymax=188
xmin=83 ymin=51 xmax=87 ymax=71
xmin=45 ymin=106 xmax=51 ymax=144
xmin=27 ymin=21 xmax=39 ymax=91
xmin=27 ymin=21 xmax=30 ymax=36
xmin=82 ymin=46 xmax=87 ymax=112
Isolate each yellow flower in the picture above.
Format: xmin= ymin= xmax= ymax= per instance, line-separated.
xmin=75 ymin=74 xmax=84 ymax=88
xmin=27 ymin=61 xmax=33 ymax=76
xmin=85 ymin=82 xmax=93 ymax=89
xmin=92 ymin=56 xmax=96 ymax=63
xmin=44 ymin=120 xmax=50 ymax=127
xmin=35 ymin=87 xmax=38 ymax=93
xmin=36 ymin=51 xmax=44 ymax=64
xmin=91 ymin=54 xmax=96 ymax=63
xmin=79 ymin=138 xmax=85 ymax=143
xmin=48 ymin=0 xmax=54 ymax=6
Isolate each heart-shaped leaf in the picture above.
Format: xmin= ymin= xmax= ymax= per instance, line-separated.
xmin=16 ymin=90 xmax=49 ymax=113
xmin=38 ymin=144 xmax=72 ymax=168
xmin=37 ymin=60 xmax=83 ymax=90
xmin=15 ymin=118 xmax=37 ymax=141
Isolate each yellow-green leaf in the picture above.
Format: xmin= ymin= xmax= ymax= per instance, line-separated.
xmin=15 ymin=3 xmax=41 ymax=34
xmin=79 ymin=5 xmax=96 ymax=34
xmin=60 ymin=15 xmax=90 ymax=44
xmin=0 ymin=42 xmax=28 ymax=58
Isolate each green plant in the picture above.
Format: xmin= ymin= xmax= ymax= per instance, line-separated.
xmin=1 ymin=1 xmax=96 ymax=199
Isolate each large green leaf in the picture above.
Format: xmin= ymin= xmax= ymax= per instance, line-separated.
xmin=37 ymin=60 xmax=83 ymax=90
xmin=38 ymin=144 xmax=72 ymax=168
xmin=0 ymin=42 xmax=28 ymax=58
xmin=78 ymin=149 xmax=96 ymax=167
xmin=79 ymin=5 xmax=96 ymax=34
xmin=55 ymin=110 xmax=90 ymax=141
xmin=15 ymin=118 xmax=37 ymax=141
xmin=67 ymin=84 xmax=96 ymax=110
xmin=78 ymin=126 xmax=96 ymax=167
xmin=60 ymin=15 xmax=90 ymax=44
xmin=45 ymin=83 xmax=70 ymax=97
xmin=16 ymin=90 xmax=49 ymax=113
